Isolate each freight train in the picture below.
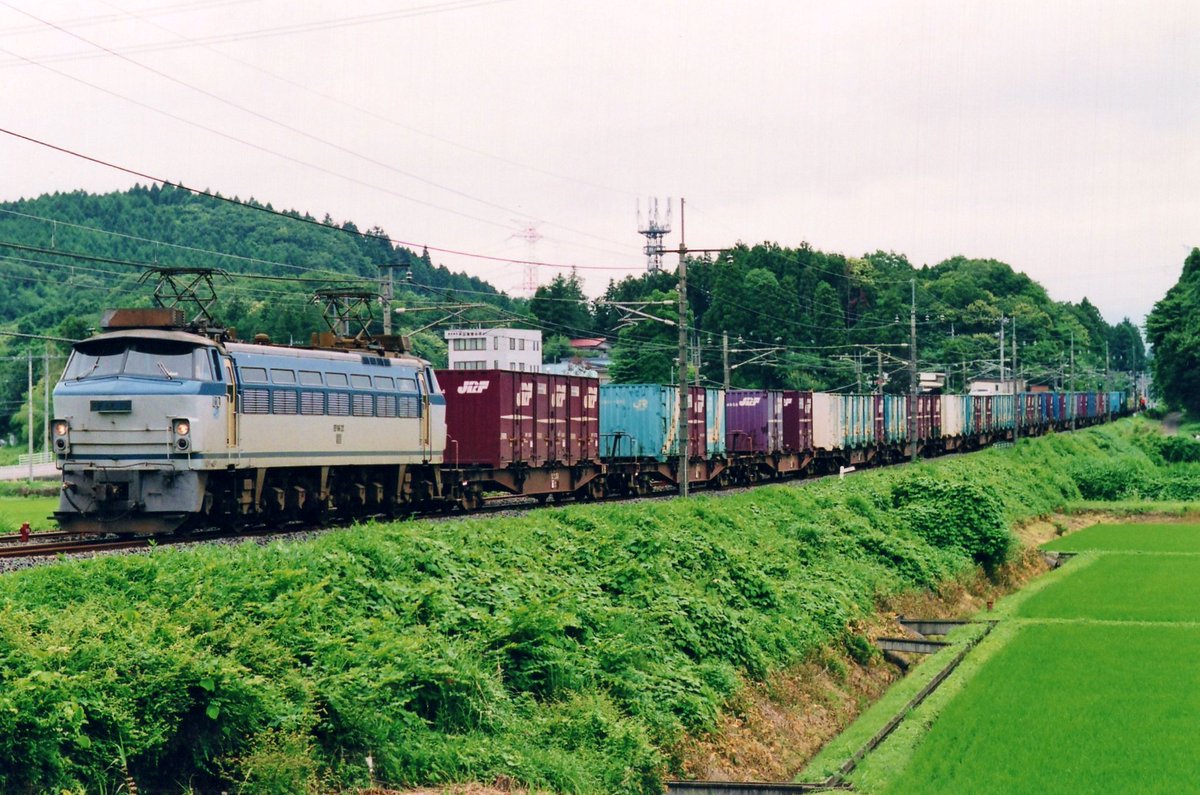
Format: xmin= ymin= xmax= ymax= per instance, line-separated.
xmin=51 ymin=310 xmax=1132 ymax=534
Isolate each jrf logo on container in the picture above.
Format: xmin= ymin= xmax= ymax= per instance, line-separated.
xmin=457 ymin=380 xmax=490 ymax=394
xmin=734 ymin=396 xmax=762 ymax=407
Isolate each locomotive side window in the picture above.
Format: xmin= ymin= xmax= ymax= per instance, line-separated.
xmin=240 ymin=367 xmax=268 ymax=384
xmin=398 ymin=377 xmax=418 ymax=392
xmin=350 ymin=374 xmax=371 ymax=389
xmin=374 ymin=376 xmax=395 ymax=390
xmin=299 ymin=370 xmax=323 ymax=385
xmin=270 ymin=369 xmax=297 ymax=384
xmin=326 ymin=372 xmax=349 ymax=387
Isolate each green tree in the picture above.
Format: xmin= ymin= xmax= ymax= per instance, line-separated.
xmin=1146 ymin=248 xmax=1200 ymax=413
xmin=529 ymin=272 xmax=592 ymax=338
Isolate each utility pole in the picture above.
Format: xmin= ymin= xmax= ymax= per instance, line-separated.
xmin=999 ymin=316 xmax=1005 ymax=385
xmin=1105 ymin=340 xmax=1111 ymax=421
xmin=722 ymin=332 xmax=730 ymax=391
xmin=27 ymin=351 xmax=33 ymax=482
xmin=909 ymin=278 xmax=917 ymax=463
xmin=1012 ymin=316 xmax=1019 ymax=443
xmin=42 ymin=343 xmax=49 ymax=454
xmin=878 ymin=349 xmax=885 ymax=394
xmin=381 ymin=266 xmax=394 ymax=336
xmin=676 ymin=198 xmax=690 ymax=497
xmin=661 ymin=197 xmax=728 ymax=497
xmin=1070 ymin=330 xmax=1076 ymax=430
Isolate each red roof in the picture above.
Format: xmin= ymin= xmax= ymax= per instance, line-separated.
xmin=569 ymin=338 xmax=608 ymax=349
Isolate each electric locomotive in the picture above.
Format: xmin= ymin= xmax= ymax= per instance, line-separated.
xmin=52 ymin=308 xmax=446 ymax=534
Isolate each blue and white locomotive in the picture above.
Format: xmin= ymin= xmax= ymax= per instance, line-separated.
xmin=52 ymin=309 xmax=446 ymax=534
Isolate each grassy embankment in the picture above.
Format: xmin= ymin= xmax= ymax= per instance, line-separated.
xmin=0 ymin=417 xmax=1191 ymax=793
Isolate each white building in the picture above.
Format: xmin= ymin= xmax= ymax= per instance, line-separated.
xmin=968 ymin=378 xmax=1027 ymax=395
xmin=444 ymin=327 xmax=542 ymax=372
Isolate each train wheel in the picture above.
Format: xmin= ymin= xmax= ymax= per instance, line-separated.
xmin=460 ymin=489 xmax=484 ymax=512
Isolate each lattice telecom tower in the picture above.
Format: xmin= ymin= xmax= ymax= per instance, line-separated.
xmin=510 ymin=220 xmax=544 ymax=296
xmin=637 ymin=197 xmax=672 ymax=272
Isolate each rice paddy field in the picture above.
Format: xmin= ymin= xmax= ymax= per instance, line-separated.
xmin=826 ymin=521 xmax=1200 ymax=794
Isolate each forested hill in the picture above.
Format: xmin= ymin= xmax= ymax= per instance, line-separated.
xmin=0 ymin=184 xmax=515 ymax=446
xmin=0 ymin=183 xmax=508 ymax=342
xmin=532 ymin=245 xmax=1147 ymax=395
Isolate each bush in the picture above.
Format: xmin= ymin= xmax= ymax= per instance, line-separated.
xmin=891 ymin=477 xmax=1012 ymax=571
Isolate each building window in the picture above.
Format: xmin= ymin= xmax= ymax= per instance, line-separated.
xmin=509 ymin=338 xmax=515 ymax=350
xmin=493 ymin=336 xmax=499 ymax=350
xmin=519 ymin=339 xmax=525 ymax=351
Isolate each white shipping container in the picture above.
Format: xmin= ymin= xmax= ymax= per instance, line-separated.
xmin=941 ymin=395 xmax=967 ymax=437
xmin=811 ymin=392 xmax=843 ymax=450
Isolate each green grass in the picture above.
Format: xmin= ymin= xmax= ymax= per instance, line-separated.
xmin=1018 ymin=554 xmax=1200 ymax=622
xmin=883 ymin=623 xmax=1200 ymax=794
xmin=1045 ymin=521 xmax=1200 ymax=553
xmin=849 ymin=515 xmax=1200 ymax=792
xmin=0 ymin=495 xmax=57 ymax=531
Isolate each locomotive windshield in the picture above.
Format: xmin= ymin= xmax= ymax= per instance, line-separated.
xmin=63 ymin=338 xmax=215 ymax=381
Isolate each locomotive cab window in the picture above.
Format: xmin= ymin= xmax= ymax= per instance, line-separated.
xmin=64 ymin=338 xmax=216 ymax=381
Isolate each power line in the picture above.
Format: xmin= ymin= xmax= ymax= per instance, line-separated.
xmin=0 ymin=125 xmax=643 ymax=274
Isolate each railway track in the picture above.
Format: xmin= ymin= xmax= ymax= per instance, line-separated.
xmin=0 ymin=472 xmax=818 ymax=566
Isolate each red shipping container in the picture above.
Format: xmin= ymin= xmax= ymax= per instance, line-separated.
xmin=781 ymin=390 xmax=813 ymax=452
xmin=873 ymin=394 xmax=885 ymax=442
xmin=437 ymin=370 xmax=599 ymax=468
xmin=687 ymin=386 xmax=709 ymax=459
xmin=916 ymin=394 xmax=940 ymax=439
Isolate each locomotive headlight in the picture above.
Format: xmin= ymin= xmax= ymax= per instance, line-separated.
xmin=52 ymin=419 xmax=70 ymax=453
xmin=172 ymin=419 xmax=191 ymax=437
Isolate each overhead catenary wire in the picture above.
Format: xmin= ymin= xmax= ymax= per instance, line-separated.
xmin=0 ymin=126 xmax=643 ymax=274
xmin=1 ymin=2 xmax=637 ymax=260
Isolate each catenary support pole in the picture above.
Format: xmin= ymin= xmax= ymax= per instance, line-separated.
xmin=909 ymin=279 xmax=917 ymax=463
xmin=677 ymin=198 xmax=689 ymax=497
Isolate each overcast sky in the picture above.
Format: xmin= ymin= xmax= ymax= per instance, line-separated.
xmin=2 ymin=0 xmax=1196 ymax=326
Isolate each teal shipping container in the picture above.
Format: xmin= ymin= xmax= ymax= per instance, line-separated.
xmin=882 ymin=395 xmax=908 ymax=442
xmin=704 ymin=387 xmax=726 ymax=457
xmin=601 ymin=384 xmax=724 ymax=460
xmin=992 ymin=394 xmax=1015 ymax=431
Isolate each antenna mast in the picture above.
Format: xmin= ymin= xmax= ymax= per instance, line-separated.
xmin=637 ymin=197 xmax=673 ymax=272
